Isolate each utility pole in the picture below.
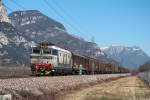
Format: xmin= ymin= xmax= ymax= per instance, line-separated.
xmin=91 ymin=36 xmax=95 ymax=43
xmin=91 ymin=36 xmax=95 ymax=74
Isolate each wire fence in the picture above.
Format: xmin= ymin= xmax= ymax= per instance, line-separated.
xmin=138 ymin=70 xmax=150 ymax=84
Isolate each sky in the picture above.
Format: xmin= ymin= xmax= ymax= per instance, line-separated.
xmin=3 ymin=0 xmax=150 ymax=55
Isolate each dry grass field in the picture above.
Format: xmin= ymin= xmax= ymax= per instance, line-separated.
xmin=63 ymin=76 xmax=150 ymax=100
xmin=0 ymin=67 xmax=31 ymax=78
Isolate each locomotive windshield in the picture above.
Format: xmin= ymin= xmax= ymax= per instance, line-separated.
xmin=43 ymin=49 xmax=51 ymax=54
xmin=32 ymin=47 xmax=58 ymax=55
xmin=42 ymin=49 xmax=58 ymax=55
xmin=32 ymin=48 xmax=40 ymax=54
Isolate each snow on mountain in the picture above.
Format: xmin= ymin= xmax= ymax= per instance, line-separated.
xmin=0 ymin=32 xmax=9 ymax=46
xmin=102 ymin=45 xmax=150 ymax=69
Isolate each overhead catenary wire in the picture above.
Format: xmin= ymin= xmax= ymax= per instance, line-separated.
xmin=51 ymin=0 xmax=92 ymax=40
xmin=6 ymin=1 xmax=72 ymax=47
xmin=2 ymin=4 xmax=25 ymax=43
xmin=43 ymin=0 xmax=90 ymax=40
xmin=10 ymin=0 xmax=85 ymax=39
xmin=4 ymin=1 xmax=50 ymax=46
xmin=11 ymin=0 xmax=26 ymax=10
xmin=3 ymin=4 xmax=14 ymax=23
xmin=3 ymin=4 xmax=13 ymax=12
xmin=43 ymin=0 xmax=81 ymax=33
xmin=10 ymin=0 xmax=92 ymax=41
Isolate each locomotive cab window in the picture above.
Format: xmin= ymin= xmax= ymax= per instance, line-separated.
xmin=52 ymin=49 xmax=58 ymax=55
xmin=43 ymin=49 xmax=51 ymax=54
xmin=32 ymin=48 xmax=41 ymax=54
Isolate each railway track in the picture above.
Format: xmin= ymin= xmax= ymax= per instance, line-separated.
xmin=0 ymin=73 xmax=130 ymax=79
xmin=0 ymin=75 xmax=33 ymax=79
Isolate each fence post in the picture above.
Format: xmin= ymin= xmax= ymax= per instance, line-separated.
xmin=79 ymin=65 xmax=82 ymax=75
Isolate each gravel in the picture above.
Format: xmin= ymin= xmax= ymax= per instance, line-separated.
xmin=0 ymin=74 xmax=130 ymax=100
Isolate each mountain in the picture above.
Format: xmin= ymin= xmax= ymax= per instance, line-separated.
xmin=0 ymin=9 xmax=116 ymax=67
xmin=102 ymin=46 xmax=150 ymax=69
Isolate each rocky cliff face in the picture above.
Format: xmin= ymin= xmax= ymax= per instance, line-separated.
xmin=0 ymin=1 xmax=10 ymax=23
xmin=0 ymin=22 xmax=31 ymax=66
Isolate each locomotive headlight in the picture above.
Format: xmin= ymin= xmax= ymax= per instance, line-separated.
xmin=52 ymin=69 xmax=55 ymax=72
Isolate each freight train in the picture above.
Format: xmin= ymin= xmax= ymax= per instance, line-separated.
xmin=30 ymin=42 xmax=129 ymax=75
